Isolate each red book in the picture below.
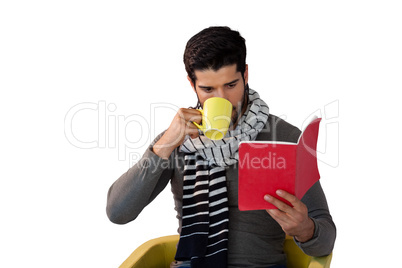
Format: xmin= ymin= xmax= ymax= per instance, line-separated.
xmin=238 ymin=117 xmax=321 ymax=210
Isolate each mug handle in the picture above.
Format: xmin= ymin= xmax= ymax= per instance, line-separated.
xmin=192 ymin=109 xmax=204 ymax=130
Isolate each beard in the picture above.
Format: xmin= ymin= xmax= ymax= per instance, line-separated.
xmin=231 ymin=108 xmax=239 ymax=126
xmin=230 ymin=92 xmax=248 ymax=129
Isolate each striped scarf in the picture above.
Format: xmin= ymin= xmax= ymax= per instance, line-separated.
xmin=175 ymin=89 xmax=269 ymax=267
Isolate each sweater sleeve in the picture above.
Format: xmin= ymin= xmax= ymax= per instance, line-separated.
xmin=295 ymin=181 xmax=336 ymax=256
xmin=106 ymin=132 xmax=174 ymax=224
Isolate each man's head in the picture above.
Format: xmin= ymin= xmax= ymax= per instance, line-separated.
xmin=184 ymin=26 xmax=248 ymax=127
xmin=184 ymin=26 xmax=247 ymax=87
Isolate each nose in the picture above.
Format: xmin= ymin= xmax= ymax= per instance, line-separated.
xmin=214 ymin=88 xmax=227 ymax=99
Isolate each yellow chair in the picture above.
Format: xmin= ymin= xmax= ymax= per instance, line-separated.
xmin=120 ymin=235 xmax=332 ymax=268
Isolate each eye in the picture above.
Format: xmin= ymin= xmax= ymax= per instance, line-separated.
xmin=201 ymin=87 xmax=213 ymax=93
xmin=227 ymin=83 xmax=237 ymax=89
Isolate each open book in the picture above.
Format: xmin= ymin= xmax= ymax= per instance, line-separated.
xmin=238 ymin=117 xmax=321 ymax=210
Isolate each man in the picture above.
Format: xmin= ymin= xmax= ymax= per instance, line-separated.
xmin=107 ymin=26 xmax=336 ymax=268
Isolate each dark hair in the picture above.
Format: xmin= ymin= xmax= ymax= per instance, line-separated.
xmin=183 ymin=26 xmax=247 ymax=85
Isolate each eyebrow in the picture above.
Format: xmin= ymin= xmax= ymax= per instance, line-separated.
xmin=198 ymin=79 xmax=240 ymax=89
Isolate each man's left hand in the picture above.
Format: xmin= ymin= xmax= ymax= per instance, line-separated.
xmin=264 ymin=190 xmax=315 ymax=243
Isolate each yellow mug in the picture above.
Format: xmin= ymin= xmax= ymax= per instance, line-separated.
xmin=193 ymin=97 xmax=233 ymax=140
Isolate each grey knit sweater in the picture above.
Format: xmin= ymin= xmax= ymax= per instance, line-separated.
xmin=106 ymin=114 xmax=336 ymax=267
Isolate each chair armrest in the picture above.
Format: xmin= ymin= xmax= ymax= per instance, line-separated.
xmin=119 ymin=235 xmax=179 ymax=268
xmin=308 ymin=253 xmax=333 ymax=268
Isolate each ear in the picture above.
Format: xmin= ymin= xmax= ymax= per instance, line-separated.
xmin=187 ymin=76 xmax=196 ymax=92
xmin=244 ymin=64 xmax=249 ymax=85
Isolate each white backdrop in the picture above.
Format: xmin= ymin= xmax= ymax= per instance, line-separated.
xmin=1 ymin=1 xmax=401 ymax=267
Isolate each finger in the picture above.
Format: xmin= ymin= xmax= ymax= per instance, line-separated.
xmin=178 ymin=108 xmax=200 ymax=114
xmin=182 ymin=117 xmax=201 ymax=138
xmin=275 ymin=190 xmax=303 ymax=210
xmin=266 ymin=208 xmax=285 ymax=220
xmin=264 ymin=194 xmax=293 ymax=214
xmin=185 ymin=119 xmax=200 ymax=131
xmin=179 ymin=112 xmax=202 ymax=127
xmin=266 ymin=209 xmax=292 ymax=228
xmin=189 ymin=131 xmax=200 ymax=139
xmin=275 ymin=190 xmax=309 ymax=224
xmin=187 ymin=124 xmax=200 ymax=139
xmin=181 ymin=108 xmax=202 ymax=119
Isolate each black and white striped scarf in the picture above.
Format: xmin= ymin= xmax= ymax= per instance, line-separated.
xmin=175 ymin=89 xmax=269 ymax=267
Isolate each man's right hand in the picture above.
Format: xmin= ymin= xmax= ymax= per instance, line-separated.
xmin=153 ymin=108 xmax=202 ymax=159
